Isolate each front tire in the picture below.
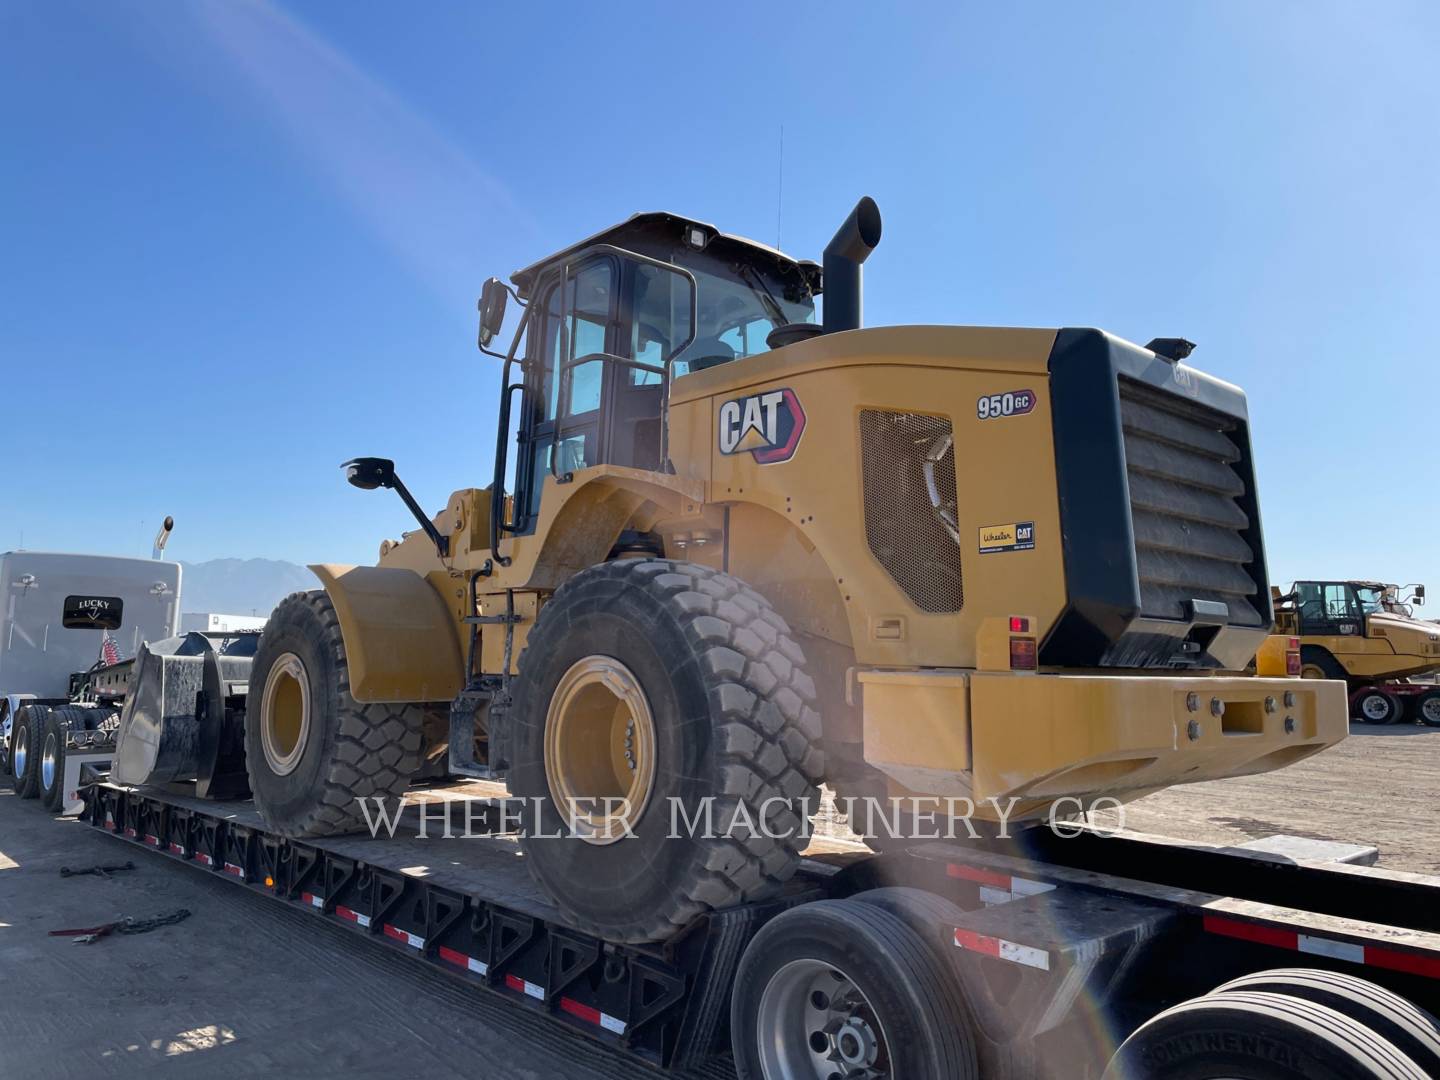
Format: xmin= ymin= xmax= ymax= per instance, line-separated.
xmin=508 ymin=559 xmax=823 ymax=943
xmin=246 ymin=591 xmax=426 ymax=836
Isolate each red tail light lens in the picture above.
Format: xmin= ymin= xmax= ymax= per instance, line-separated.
xmin=1286 ymin=651 xmax=1301 ymax=676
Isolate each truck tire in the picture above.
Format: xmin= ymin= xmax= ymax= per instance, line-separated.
xmin=245 ymin=591 xmax=426 ymax=837
xmin=731 ymin=898 xmax=978 ymax=1080
xmin=1103 ymin=990 xmax=1426 ymax=1079
xmin=1355 ymin=688 xmax=1403 ymax=725
xmin=39 ymin=709 xmax=70 ymax=811
xmin=1416 ymin=690 xmax=1440 ymax=727
xmin=11 ymin=704 xmax=49 ymax=799
xmin=508 ymin=559 xmax=823 ymax=943
xmin=1211 ymin=968 xmax=1440 ymax=1075
xmin=1299 ymin=646 xmax=1345 ymax=682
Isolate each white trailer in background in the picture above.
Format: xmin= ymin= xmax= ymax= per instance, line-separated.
xmin=180 ymin=612 xmax=267 ymax=634
xmin=1 ymin=548 xmax=182 ymax=812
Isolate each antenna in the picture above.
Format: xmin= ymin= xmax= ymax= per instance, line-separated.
xmin=776 ymin=124 xmax=785 ymax=251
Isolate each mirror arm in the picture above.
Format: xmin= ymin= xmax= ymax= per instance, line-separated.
xmin=390 ymin=476 xmax=449 ymax=559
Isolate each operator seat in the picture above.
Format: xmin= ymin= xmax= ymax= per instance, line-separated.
xmin=686 ymin=337 xmax=737 ymax=373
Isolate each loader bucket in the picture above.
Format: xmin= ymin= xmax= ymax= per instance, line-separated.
xmin=112 ymin=632 xmax=256 ymax=787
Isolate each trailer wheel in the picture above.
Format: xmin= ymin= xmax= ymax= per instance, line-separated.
xmin=1416 ymin=690 xmax=1440 ymax=727
xmin=1355 ymin=689 xmax=1403 ymax=725
xmin=39 ymin=710 xmax=69 ymax=810
xmin=1211 ymin=968 xmax=1440 ymax=1075
xmin=11 ymin=704 xmax=48 ymax=799
xmin=508 ymin=559 xmax=823 ymax=943
xmin=731 ymin=898 xmax=977 ymax=1080
xmin=245 ymin=591 xmax=426 ymax=837
xmin=1103 ymin=990 xmax=1426 ymax=1079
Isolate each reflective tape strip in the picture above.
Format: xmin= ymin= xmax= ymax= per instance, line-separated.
xmin=124 ymin=827 xmax=136 ymax=837
xmin=383 ymin=924 xmax=425 ymax=949
xmin=196 ymin=852 xmax=214 ymax=866
xmin=300 ymin=892 xmax=324 ymax=909
xmin=949 ymin=862 xmax=1057 ymax=906
xmin=504 ymin=973 xmax=545 ymax=1000
xmin=1204 ymin=914 xmax=1440 ymax=979
xmin=953 ymin=927 xmax=1050 ymax=970
xmin=145 ymin=834 xmax=161 ymax=847
xmin=559 ymin=996 xmax=626 ymax=1035
xmin=168 ymin=843 xmax=186 ymax=857
xmin=438 ymin=946 xmax=489 ymax=976
xmin=335 ymin=905 xmax=371 ymax=928
xmin=223 ymin=863 xmax=245 ymax=878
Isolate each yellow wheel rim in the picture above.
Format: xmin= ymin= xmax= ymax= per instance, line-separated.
xmin=543 ymin=655 xmax=656 ymax=846
xmin=1299 ymin=664 xmax=1327 ymax=680
xmin=261 ymin=652 xmax=311 ymax=777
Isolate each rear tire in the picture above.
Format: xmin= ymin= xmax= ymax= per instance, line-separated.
xmin=1211 ymin=968 xmax=1440 ymax=1075
xmin=11 ymin=704 xmax=48 ymax=800
xmin=39 ymin=710 xmax=69 ymax=810
xmin=1103 ymin=990 xmax=1426 ymax=1079
xmin=246 ymin=591 xmax=426 ymax=837
xmin=1355 ymin=688 xmax=1403 ymax=725
xmin=731 ymin=898 xmax=978 ymax=1080
xmin=508 ymin=559 xmax=823 ymax=943
xmin=1299 ymin=646 xmax=1345 ymax=681
xmin=1416 ymin=690 xmax=1440 ymax=728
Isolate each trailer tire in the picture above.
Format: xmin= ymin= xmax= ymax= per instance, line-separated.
xmin=1103 ymin=990 xmax=1426 ymax=1079
xmin=1211 ymin=968 xmax=1440 ymax=1075
xmin=245 ymin=591 xmax=426 ymax=837
xmin=1416 ymin=690 xmax=1440 ymax=727
xmin=39 ymin=710 xmax=69 ymax=811
xmin=11 ymin=704 xmax=48 ymax=799
xmin=731 ymin=898 xmax=978 ymax=1080
xmin=1355 ymin=688 xmax=1403 ymax=725
xmin=508 ymin=559 xmax=823 ymax=943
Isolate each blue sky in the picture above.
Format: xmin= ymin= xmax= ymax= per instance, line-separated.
xmin=2 ymin=1 xmax=1436 ymax=592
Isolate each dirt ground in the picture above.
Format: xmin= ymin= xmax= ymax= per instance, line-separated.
xmin=1 ymin=721 xmax=1434 ymax=1078
xmin=1090 ymin=722 xmax=1440 ymax=874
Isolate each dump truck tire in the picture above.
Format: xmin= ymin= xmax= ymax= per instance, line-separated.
xmin=245 ymin=591 xmax=425 ymax=837
xmin=39 ymin=710 xmax=69 ymax=810
xmin=1103 ymin=990 xmax=1425 ymax=1079
xmin=11 ymin=704 xmax=48 ymax=799
xmin=1211 ymin=968 xmax=1440 ymax=1075
xmin=731 ymin=898 xmax=978 ymax=1080
xmin=508 ymin=559 xmax=823 ymax=943
xmin=1299 ymin=646 xmax=1345 ymax=682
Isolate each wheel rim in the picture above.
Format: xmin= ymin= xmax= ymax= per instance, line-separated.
xmin=756 ymin=958 xmax=891 ymax=1080
xmin=42 ymin=731 xmax=58 ymax=791
xmin=1300 ymin=664 xmax=1328 ymax=680
xmin=1422 ymin=697 xmax=1440 ymax=725
xmin=543 ymin=655 xmax=656 ymax=845
xmin=261 ymin=652 xmax=311 ymax=777
xmin=13 ymin=724 xmax=29 ymax=779
xmin=1360 ymin=694 xmax=1391 ymax=721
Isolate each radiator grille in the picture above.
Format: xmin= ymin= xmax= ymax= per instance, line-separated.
xmin=1119 ymin=378 xmax=1263 ymax=626
xmin=859 ymin=410 xmax=963 ymax=613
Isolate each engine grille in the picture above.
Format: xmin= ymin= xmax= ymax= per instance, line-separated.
xmin=859 ymin=410 xmax=964 ymax=613
xmin=1119 ymin=378 xmax=1263 ymax=626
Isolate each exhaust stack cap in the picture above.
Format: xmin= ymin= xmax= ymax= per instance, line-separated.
xmin=822 ymin=197 xmax=882 ymax=334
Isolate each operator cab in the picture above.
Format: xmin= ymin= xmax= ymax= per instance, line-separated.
xmin=493 ymin=213 xmax=820 ymax=533
xmin=1278 ymin=580 xmax=1426 ymax=636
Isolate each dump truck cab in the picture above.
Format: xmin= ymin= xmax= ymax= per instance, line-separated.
xmin=1277 ymin=579 xmax=1440 ymax=683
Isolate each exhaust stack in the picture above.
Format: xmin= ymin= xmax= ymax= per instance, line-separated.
xmin=822 ymin=197 xmax=883 ymax=333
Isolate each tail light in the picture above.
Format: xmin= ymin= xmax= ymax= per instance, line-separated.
xmin=1285 ymin=637 xmax=1301 ymax=676
xmin=1010 ymin=637 xmax=1038 ymax=671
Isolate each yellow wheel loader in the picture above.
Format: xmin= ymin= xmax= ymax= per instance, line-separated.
xmin=245 ymin=197 xmax=1347 ymax=943
xmin=1275 ymin=580 xmax=1440 ymax=724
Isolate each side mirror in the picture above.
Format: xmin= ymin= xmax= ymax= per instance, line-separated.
xmin=478 ymin=277 xmax=508 ymax=350
xmin=344 ymin=456 xmax=396 ymax=491
xmin=1416 ymin=585 xmax=1426 ymax=605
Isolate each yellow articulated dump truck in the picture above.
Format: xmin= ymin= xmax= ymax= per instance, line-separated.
xmin=238 ymin=197 xmax=1346 ymax=944
xmin=1275 ymin=580 xmax=1440 ymax=724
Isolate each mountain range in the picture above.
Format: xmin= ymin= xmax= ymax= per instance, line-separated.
xmin=179 ymin=558 xmax=315 ymax=617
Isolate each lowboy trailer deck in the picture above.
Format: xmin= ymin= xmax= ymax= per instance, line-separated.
xmin=81 ymin=780 xmax=1440 ymax=1078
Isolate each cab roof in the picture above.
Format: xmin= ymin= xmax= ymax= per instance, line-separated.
xmin=510 ymin=211 xmax=821 ymax=300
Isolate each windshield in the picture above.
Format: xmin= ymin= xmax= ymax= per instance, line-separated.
xmin=1355 ymin=585 xmax=1385 ymax=615
xmin=630 ymin=257 xmax=815 ymax=383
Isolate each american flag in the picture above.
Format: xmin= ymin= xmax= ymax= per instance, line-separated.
xmin=100 ymin=631 xmax=121 ymax=667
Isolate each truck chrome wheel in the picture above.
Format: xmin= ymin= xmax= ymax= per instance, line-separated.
xmin=260 ymin=652 xmax=312 ymax=777
xmin=11 ymin=723 xmax=27 ymax=780
xmin=757 ymin=959 xmax=889 ymax=1079
xmin=543 ymin=655 xmax=656 ymax=846
xmin=41 ymin=731 xmax=58 ymax=792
